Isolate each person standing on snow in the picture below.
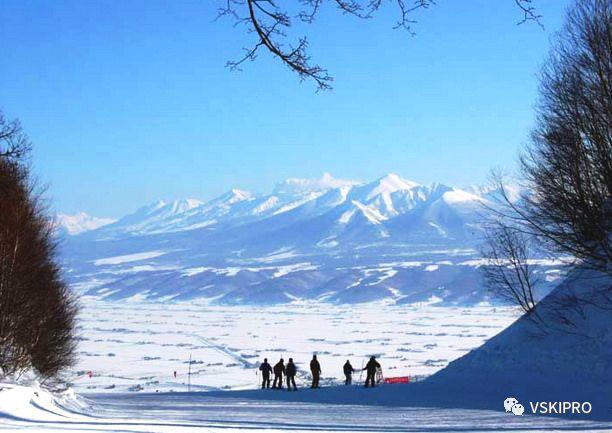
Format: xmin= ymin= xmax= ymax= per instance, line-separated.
xmin=310 ymin=354 xmax=321 ymax=389
xmin=343 ymin=360 xmax=356 ymax=385
xmin=272 ymin=358 xmax=285 ymax=389
xmin=259 ymin=358 xmax=273 ymax=389
xmin=363 ymin=356 xmax=381 ymax=388
xmin=286 ymin=358 xmax=298 ymax=391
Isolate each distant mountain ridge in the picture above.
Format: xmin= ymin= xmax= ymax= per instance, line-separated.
xmin=60 ymin=173 xmax=565 ymax=305
xmin=56 ymin=212 xmax=116 ymax=235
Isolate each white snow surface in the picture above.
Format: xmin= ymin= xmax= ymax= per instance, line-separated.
xmin=1 ymin=382 xmax=610 ymax=432
xmin=68 ymin=301 xmax=519 ymax=394
xmin=56 ymin=212 xmax=116 ymax=235
xmin=0 ymin=384 xmax=610 ymax=433
xmin=426 ymin=264 xmax=612 ymax=419
xmin=273 ymin=172 xmax=361 ymax=195
xmin=93 ymin=251 xmax=168 ymax=266
xmin=2 ymin=269 xmax=611 ymax=431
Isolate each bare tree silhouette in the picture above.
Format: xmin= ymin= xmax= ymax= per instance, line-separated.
xmin=483 ymin=0 xmax=611 ymax=318
xmin=482 ymin=219 xmax=540 ymax=314
xmin=219 ymin=0 xmax=543 ymax=90
xmin=0 ymin=111 xmax=78 ymax=381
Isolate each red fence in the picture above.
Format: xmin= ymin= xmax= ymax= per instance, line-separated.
xmin=384 ymin=376 xmax=410 ymax=384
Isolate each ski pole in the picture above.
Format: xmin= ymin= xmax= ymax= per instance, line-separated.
xmin=358 ymin=359 xmax=364 ymax=385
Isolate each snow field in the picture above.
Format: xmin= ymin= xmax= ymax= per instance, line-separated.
xmin=70 ymin=300 xmax=519 ymax=393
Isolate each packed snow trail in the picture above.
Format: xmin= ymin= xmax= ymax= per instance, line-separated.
xmin=1 ymin=384 xmax=611 ymax=432
xmin=189 ymin=332 xmax=258 ymax=369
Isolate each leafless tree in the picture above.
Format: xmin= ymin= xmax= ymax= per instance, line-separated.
xmin=0 ymin=111 xmax=78 ymax=381
xmin=519 ymin=0 xmax=612 ymax=271
xmin=219 ymin=0 xmax=543 ymax=90
xmin=490 ymin=0 xmax=612 ymax=274
xmin=482 ymin=0 xmax=611 ymax=322
xmin=482 ymin=219 xmax=540 ymax=314
xmin=0 ymin=112 xmax=31 ymax=159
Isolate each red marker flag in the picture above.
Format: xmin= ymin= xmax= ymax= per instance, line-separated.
xmin=384 ymin=376 xmax=410 ymax=384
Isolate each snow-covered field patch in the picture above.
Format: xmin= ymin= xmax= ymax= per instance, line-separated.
xmin=93 ymin=251 xmax=168 ymax=266
xmin=70 ymin=300 xmax=519 ymax=394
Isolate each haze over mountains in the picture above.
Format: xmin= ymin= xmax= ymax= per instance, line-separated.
xmin=59 ymin=173 xmax=565 ymax=305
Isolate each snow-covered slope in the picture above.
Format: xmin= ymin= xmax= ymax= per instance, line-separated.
xmin=60 ymin=173 xmax=567 ymax=304
xmin=424 ymin=265 xmax=612 ymax=419
xmin=3 ymin=382 xmax=609 ymax=432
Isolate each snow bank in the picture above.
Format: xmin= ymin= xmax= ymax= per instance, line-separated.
xmin=425 ymin=265 xmax=612 ymax=419
xmin=0 ymin=383 xmax=89 ymax=423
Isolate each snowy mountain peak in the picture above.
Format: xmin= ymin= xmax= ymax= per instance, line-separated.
xmin=346 ymin=173 xmax=423 ymax=217
xmin=215 ymin=188 xmax=252 ymax=204
xmin=441 ymin=188 xmax=483 ymax=204
xmin=126 ymin=200 xmax=168 ymax=219
xmin=65 ymin=173 xmax=498 ymax=241
xmin=375 ymin=173 xmax=420 ymax=192
xmin=139 ymin=198 xmax=202 ymax=218
xmin=274 ymin=173 xmax=361 ymax=196
xmin=148 ymin=200 xmax=168 ymax=211
xmin=56 ymin=212 xmax=116 ymax=235
xmin=168 ymin=198 xmax=204 ymax=213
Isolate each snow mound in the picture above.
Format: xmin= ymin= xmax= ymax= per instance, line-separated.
xmin=425 ymin=265 xmax=612 ymax=419
xmin=0 ymin=383 xmax=89 ymax=423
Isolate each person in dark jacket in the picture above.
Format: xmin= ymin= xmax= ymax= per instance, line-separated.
xmin=310 ymin=355 xmax=321 ymax=389
xmin=259 ymin=358 xmax=273 ymax=389
xmin=272 ymin=358 xmax=285 ymax=389
xmin=343 ymin=360 xmax=356 ymax=385
xmin=363 ymin=356 xmax=381 ymax=388
xmin=285 ymin=358 xmax=297 ymax=391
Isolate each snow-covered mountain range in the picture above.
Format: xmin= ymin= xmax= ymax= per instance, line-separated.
xmin=60 ymin=173 xmax=565 ymax=304
xmin=56 ymin=212 xmax=116 ymax=235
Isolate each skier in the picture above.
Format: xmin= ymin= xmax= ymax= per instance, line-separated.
xmin=343 ymin=360 xmax=356 ymax=385
xmin=363 ymin=356 xmax=381 ymax=388
xmin=286 ymin=358 xmax=297 ymax=391
xmin=272 ymin=358 xmax=285 ymax=389
xmin=310 ymin=354 xmax=321 ymax=389
xmin=259 ymin=358 xmax=273 ymax=389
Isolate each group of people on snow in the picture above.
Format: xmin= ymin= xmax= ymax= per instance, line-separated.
xmin=259 ymin=355 xmax=381 ymax=391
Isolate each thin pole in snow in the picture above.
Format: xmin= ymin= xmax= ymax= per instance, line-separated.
xmin=358 ymin=359 xmax=364 ymax=385
xmin=188 ymin=353 xmax=192 ymax=393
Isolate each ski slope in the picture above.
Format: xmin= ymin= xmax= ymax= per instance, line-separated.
xmin=1 ymin=384 xmax=611 ymax=432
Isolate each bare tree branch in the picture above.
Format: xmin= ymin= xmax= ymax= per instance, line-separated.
xmin=0 ymin=113 xmax=31 ymax=160
xmin=515 ymin=0 xmax=544 ymax=28
xmin=220 ymin=0 xmax=541 ymax=90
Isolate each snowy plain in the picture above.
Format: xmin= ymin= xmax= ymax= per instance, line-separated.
xmin=69 ymin=299 xmax=519 ymax=393
xmin=2 ymin=299 xmax=611 ymax=432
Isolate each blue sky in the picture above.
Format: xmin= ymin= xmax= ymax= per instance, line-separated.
xmin=1 ymin=0 xmax=570 ymax=217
